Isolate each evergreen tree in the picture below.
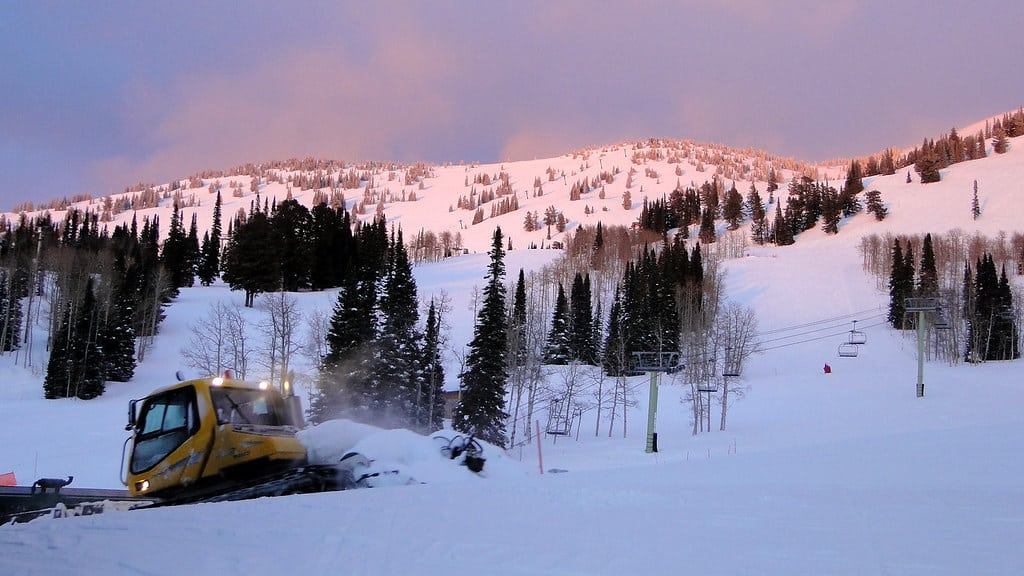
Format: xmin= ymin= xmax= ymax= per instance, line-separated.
xmin=101 ymin=252 xmax=138 ymax=382
xmin=843 ymin=160 xmax=865 ymax=200
xmin=420 ymin=300 xmax=446 ymax=432
xmin=915 ymin=139 xmax=942 ymax=183
xmin=698 ymin=207 xmax=716 ymax=244
xmin=375 ymin=229 xmax=421 ymax=426
xmin=72 ymin=278 xmax=105 ymax=399
xmin=185 ymin=213 xmax=200 ymax=287
xmin=569 ymin=273 xmax=597 ymax=364
xmin=917 ymin=233 xmax=939 ymax=297
xmin=602 ymin=286 xmax=627 ymax=376
xmin=992 ymin=126 xmax=1009 ymax=154
xmin=971 ymin=180 xmax=981 ymax=220
xmin=820 ymin=187 xmax=841 ymax=234
xmin=0 ymin=269 xmax=22 ymax=352
xmin=543 ymin=283 xmax=571 ymax=364
xmin=888 ymin=239 xmax=911 ymax=328
xmin=160 ymin=202 xmax=192 ymax=293
xmin=309 ymin=203 xmax=353 ymax=290
xmin=43 ymin=300 xmax=74 ymax=399
xmin=865 ymin=189 xmax=887 ymax=221
xmin=509 ymin=269 xmax=528 ymax=364
xmin=221 ymin=209 xmax=282 ymax=307
xmin=652 ymin=247 xmax=680 ymax=351
xmin=746 ymin=183 xmax=767 ymax=245
xmin=772 ymin=202 xmax=793 ymax=245
xmin=454 ymin=227 xmax=509 ymax=447
xmin=270 ymin=199 xmax=313 ymax=291
xmin=967 ymin=255 xmax=1021 ymax=361
xmin=309 ymin=221 xmax=388 ymax=424
xmin=197 ymin=191 xmax=223 ymax=286
xmin=722 ymin=183 xmax=744 ymax=230
xmin=43 ymin=279 xmax=106 ymax=399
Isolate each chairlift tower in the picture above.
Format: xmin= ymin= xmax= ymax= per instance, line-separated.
xmin=633 ymin=351 xmax=681 ymax=453
xmin=904 ymin=297 xmax=943 ymax=397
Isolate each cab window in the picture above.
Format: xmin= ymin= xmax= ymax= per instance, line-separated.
xmin=130 ymin=387 xmax=199 ymax=474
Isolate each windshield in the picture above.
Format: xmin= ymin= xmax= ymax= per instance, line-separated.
xmin=210 ymin=387 xmax=294 ymax=427
xmin=131 ymin=386 xmax=198 ymax=474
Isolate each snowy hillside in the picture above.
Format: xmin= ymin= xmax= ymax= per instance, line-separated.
xmin=1 ymin=133 xmax=1023 ymax=575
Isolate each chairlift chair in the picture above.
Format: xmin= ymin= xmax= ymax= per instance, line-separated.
xmin=848 ymin=320 xmax=867 ymax=345
xmin=545 ymin=398 xmax=570 ymax=435
xmin=837 ymin=343 xmax=859 ymax=357
xmin=697 ymin=380 xmax=718 ymax=393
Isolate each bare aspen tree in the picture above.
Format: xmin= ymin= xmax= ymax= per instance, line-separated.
xmin=591 ymin=362 xmax=608 ymax=437
xmin=137 ymin=267 xmax=170 ymax=363
xmin=714 ymin=302 xmax=759 ymax=431
xmin=507 ymin=270 xmax=553 ymax=447
xmin=181 ymin=301 xmax=236 ymax=377
xmin=423 ymin=292 xmax=452 ymax=435
xmin=17 ymin=228 xmax=44 ymax=368
xmin=225 ymin=303 xmax=251 ymax=379
xmin=256 ymin=291 xmax=302 ymax=389
xmin=303 ymin=304 xmax=331 ymax=368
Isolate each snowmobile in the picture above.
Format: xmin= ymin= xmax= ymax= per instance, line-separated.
xmin=436 ymin=433 xmax=486 ymax=473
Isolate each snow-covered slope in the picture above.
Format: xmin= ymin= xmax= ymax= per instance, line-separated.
xmin=1 ymin=135 xmax=1023 ymax=575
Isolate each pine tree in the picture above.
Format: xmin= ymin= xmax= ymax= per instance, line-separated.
xmin=600 ymin=286 xmax=623 ymax=376
xmin=865 ymin=189 xmax=887 ymax=221
xmin=992 ymin=265 xmax=1020 ymax=360
xmin=698 ymin=207 xmax=716 ymax=244
xmin=270 ymin=199 xmax=313 ymax=291
xmin=992 ymin=126 xmax=1009 ymax=154
xmin=917 ymin=233 xmax=939 ymax=297
xmin=888 ymin=239 xmax=910 ymax=328
xmin=197 ymin=191 xmax=223 ymax=286
xmin=0 ymin=269 xmax=22 ymax=352
xmin=509 ymin=269 xmax=528 ymax=365
xmin=160 ymin=202 xmax=191 ymax=293
xmin=569 ymin=273 xmax=597 ymax=364
xmin=543 ymin=283 xmax=571 ymax=365
xmin=221 ymin=209 xmax=282 ymax=307
xmin=722 ymin=183 xmax=744 ymax=230
xmin=820 ymin=187 xmax=841 ymax=235
xmin=375 ymin=229 xmax=421 ymax=426
xmin=746 ymin=183 xmax=767 ymax=245
xmin=309 ymin=203 xmax=353 ymax=290
xmin=72 ymin=278 xmax=105 ymax=399
xmin=101 ymin=258 xmax=138 ymax=382
xmin=971 ymin=180 xmax=981 ymax=220
xmin=454 ymin=227 xmax=509 ymax=447
xmin=43 ymin=300 xmax=74 ymax=399
xmin=185 ymin=213 xmax=200 ymax=287
xmin=967 ymin=255 xmax=1021 ymax=361
xmin=915 ymin=139 xmax=942 ymax=183
xmin=309 ymin=220 xmax=388 ymax=424
xmin=420 ymin=300 xmax=446 ymax=432
xmin=843 ymin=160 xmax=865 ymax=200
xmin=772 ymin=202 xmax=793 ymax=245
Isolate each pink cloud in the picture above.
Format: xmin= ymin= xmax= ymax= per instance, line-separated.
xmin=95 ymin=16 xmax=459 ymax=189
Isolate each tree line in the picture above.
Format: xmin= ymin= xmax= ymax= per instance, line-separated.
xmin=886 ymin=233 xmax=1021 ymax=363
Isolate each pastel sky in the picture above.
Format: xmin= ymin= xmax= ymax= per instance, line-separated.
xmin=2 ymin=1 xmax=1021 ymax=210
